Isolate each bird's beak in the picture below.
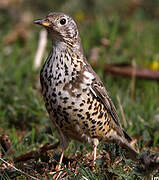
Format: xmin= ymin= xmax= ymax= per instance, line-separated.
xmin=34 ymin=18 xmax=51 ymax=27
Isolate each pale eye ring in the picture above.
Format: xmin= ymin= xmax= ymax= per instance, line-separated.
xmin=60 ymin=18 xmax=66 ymax=25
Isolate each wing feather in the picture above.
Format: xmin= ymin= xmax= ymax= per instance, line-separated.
xmin=90 ymin=82 xmax=121 ymax=128
xmin=83 ymin=62 xmax=121 ymax=128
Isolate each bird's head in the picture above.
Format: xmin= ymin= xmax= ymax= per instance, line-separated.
xmin=34 ymin=12 xmax=81 ymax=49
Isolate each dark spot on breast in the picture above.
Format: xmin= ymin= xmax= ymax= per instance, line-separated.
xmin=91 ymin=119 xmax=96 ymax=124
xmin=98 ymin=104 xmax=102 ymax=111
xmin=98 ymin=126 xmax=103 ymax=131
xmin=83 ymin=121 xmax=88 ymax=128
xmin=64 ymin=63 xmax=68 ymax=69
xmin=104 ymin=121 xmax=107 ymax=126
xmin=92 ymin=136 xmax=98 ymax=139
xmin=64 ymin=116 xmax=69 ymax=123
xmin=87 ymin=98 xmax=90 ymax=104
xmin=45 ymin=102 xmax=49 ymax=106
xmin=58 ymin=80 xmax=62 ymax=84
xmin=65 ymin=70 xmax=69 ymax=76
xmin=88 ymin=105 xmax=92 ymax=110
xmin=53 ymin=87 xmax=56 ymax=91
xmin=80 ymin=103 xmax=84 ymax=107
xmin=98 ymin=112 xmax=104 ymax=119
xmin=74 ymin=64 xmax=78 ymax=68
xmin=98 ymin=121 xmax=103 ymax=126
xmin=76 ymin=94 xmax=81 ymax=98
xmin=92 ymin=111 xmax=98 ymax=116
xmin=49 ymin=68 xmax=52 ymax=73
xmin=52 ymin=99 xmax=56 ymax=104
xmin=82 ymin=88 xmax=87 ymax=92
xmin=77 ymin=55 xmax=80 ymax=59
xmin=45 ymin=97 xmax=48 ymax=101
xmin=63 ymin=110 xmax=69 ymax=116
xmin=67 ymin=106 xmax=72 ymax=109
xmin=81 ymin=116 xmax=85 ymax=120
xmin=63 ymin=97 xmax=69 ymax=100
xmin=73 ymin=119 xmax=79 ymax=124
xmin=77 ymin=114 xmax=82 ymax=118
xmin=52 ymin=92 xmax=56 ymax=97
xmin=57 ymin=105 xmax=62 ymax=110
xmin=48 ymin=74 xmax=53 ymax=81
xmin=56 ymin=63 xmax=59 ymax=69
xmin=63 ymin=100 xmax=67 ymax=104
xmin=85 ymin=112 xmax=90 ymax=119
xmin=91 ymin=125 xmax=96 ymax=129
xmin=44 ymin=83 xmax=48 ymax=92
xmin=94 ymin=106 xmax=98 ymax=111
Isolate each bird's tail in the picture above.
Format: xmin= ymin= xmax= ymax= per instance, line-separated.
xmin=119 ymin=130 xmax=139 ymax=161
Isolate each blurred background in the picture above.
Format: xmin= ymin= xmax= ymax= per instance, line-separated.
xmin=0 ymin=0 xmax=159 ymax=178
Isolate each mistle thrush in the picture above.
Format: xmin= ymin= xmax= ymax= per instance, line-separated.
xmin=34 ymin=12 xmax=138 ymax=169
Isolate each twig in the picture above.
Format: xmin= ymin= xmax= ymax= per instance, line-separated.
xmin=14 ymin=142 xmax=60 ymax=163
xmin=104 ymin=64 xmax=159 ymax=81
xmin=0 ymin=157 xmax=39 ymax=180
xmin=33 ymin=29 xmax=47 ymax=70
xmin=116 ymin=94 xmax=128 ymax=128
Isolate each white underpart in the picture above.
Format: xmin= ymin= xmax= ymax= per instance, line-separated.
xmin=83 ymin=71 xmax=95 ymax=79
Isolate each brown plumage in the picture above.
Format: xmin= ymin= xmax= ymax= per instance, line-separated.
xmin=34 ymin=12 xmax=138 ymax=169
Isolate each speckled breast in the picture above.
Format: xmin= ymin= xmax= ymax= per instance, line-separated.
xmin=40 ymin=50 xmax=111 ymax=143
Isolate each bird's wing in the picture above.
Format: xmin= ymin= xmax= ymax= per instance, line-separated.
xmin=90 ymin=82 xmax=121 ymax=128
xmin=82 ymin=62 xmax=134 ymax=143
xmin=91 ymin=82 xmax=134 ymax=143
xmin=83 ymin=62 xmax=122 ymax=130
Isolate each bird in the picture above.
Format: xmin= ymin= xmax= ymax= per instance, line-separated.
xmin=34 ymin=12 xmax=139 ymax=169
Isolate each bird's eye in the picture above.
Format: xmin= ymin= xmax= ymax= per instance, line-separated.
xmin=60 ymin=18 xmax=66 ymax=25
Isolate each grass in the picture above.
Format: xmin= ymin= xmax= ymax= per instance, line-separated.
xmin=0 ymin=3 xmax=159 ymax=179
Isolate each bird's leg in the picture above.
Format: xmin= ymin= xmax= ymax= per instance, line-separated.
xmin=92 ymin=138 xmax=99 ymax=166
xmin=93 ymin=144 xmax=97 ymax=166
xmin=55 ymin=133 xmax=69 ymax=170
xmin=56 ymin=146 xmax=64 ymax=170
xmin=49 ymin=115 xmax=69 ymax=170
xmin=53 ymin=136 xmax=69 ymax=180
